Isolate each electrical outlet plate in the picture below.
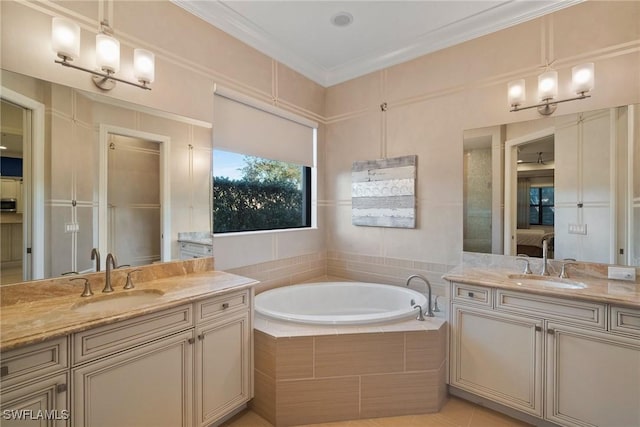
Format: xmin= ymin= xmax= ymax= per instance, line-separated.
xmin=608 ymin=266 xmax=636 ymax=281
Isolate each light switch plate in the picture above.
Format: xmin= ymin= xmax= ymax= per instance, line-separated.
xmin=64 ymin=222 xmax=79 ymax=233
xmin=568 ymin=223 xmax=587 ymax=235
xmin=608 ymin=266 xmax=636 ymax=281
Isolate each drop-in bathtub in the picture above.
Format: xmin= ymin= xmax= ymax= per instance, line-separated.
xmin=252 ymin=281 xmax=447 ymax=425
xmin=254 ymin=281 xmax=428 ymax=325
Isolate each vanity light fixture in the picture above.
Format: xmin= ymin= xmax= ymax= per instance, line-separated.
xmin=508 ymin=63 xmax=594 ymax=115
xmin=52 ymin=17 xmax=154 ymax=91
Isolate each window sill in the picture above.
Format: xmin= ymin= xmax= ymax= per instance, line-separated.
xmin=213 ymin=226 xmax=318 ymax=238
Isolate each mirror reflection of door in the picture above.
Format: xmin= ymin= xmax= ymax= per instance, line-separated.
xmin=515 ymin=136 xmax=555 ymax=259
xmin=107 ymin=134 xmax=161 ymax=267
xmin=0 ymin=99 xmax=28 ymax=284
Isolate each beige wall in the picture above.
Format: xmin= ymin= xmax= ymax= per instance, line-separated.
xmin=2 ymin=1 xmax=639 ymax=284
xmin=324 ymin=1 xmax=640 ymax=287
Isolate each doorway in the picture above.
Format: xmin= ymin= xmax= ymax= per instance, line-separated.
xmin=99 ymin=126 xmax=170 ymax=266
xmin=504 ymin=128 xmax=555 ymax=258
xmin=0 ymin=89 xmax=45 ymax=283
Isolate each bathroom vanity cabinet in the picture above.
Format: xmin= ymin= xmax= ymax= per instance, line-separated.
xmin=0 ymin=337 xmax=69 ymax=427
xmin=195 ymin=290 xmax=251 ymax=427
xmin=0 ymin=289 xmax=253 ymax=427
xmin=179 ymin=242 xmax=213 ymax=260
xmin=449 ymin=282 xmax=640 ymax=427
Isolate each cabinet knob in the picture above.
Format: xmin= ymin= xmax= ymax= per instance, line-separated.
xmin=221 ymin=302 xmax=229 ymax=309
xmin=547 ymin=328 xmax=555 ymax=335
xmin=56 ymin=384 xmax=67 ymax=393
xmin=198 ymin=334 xmax=205 ymax=341
xmin=188 ymin=337 xmax=195 ymax=344
xmin=468 ymin=292 xmax=474 ymax=298
xmin=535 ymin=326 xmax=542 ymax=332
xmin=1 ymin=366 xmax=8 ymax=377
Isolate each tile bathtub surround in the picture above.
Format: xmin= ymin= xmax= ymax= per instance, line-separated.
xmin=225 ymin=250 xmax=454 ymax=303
xmin=327 ymin=250 xmax=454 ymax=296
xmin=252 ymin=323 xmax=447 ymax=427
xmin=226 ymin=252 xmax=327 ymax=293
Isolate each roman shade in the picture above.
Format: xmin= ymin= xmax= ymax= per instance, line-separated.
xmin=213 ymin=87 xmax=317 ymax=167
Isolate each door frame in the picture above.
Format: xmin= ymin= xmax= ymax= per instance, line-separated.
xmin=98 ymin=125 xmax=171 ymax=263
xmin=1 ymin=86 xmax=45 ymax=280
xmin=504 ymin=127 xmax=555 ymax=256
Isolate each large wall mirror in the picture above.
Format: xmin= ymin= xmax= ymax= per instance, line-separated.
xmin=0 ymin=69 xmax=213 ymax=284
xmin=464 ymin=104 xmax=640 ymax=266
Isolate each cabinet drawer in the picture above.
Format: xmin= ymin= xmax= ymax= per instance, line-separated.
xmin=1 ymin=336 xmax=68 ymax=388
xmin=196 ymin=290 xmax=250 ymax=324
xmin=73 ymin=304 xmax=192 ymax=365
xmin=452 ymin=283 xmax=492 ymax=306
xmin=610 ymin=306 xmax=640 ymax=337
xmin=495 ymin=290 xmax=606 ymax=329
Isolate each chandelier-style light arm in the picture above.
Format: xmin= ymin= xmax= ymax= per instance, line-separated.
xmin=55 ymin=57 xmax=151 ymax=90
xmin=510 ymin=93 xmax=591 ymax=115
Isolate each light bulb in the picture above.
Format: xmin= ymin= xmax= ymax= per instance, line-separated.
xmin=508 ymin=79 xmax=526 ymax=107
xmin=52 ymin=17 xmax=80 ymax=60
xmin=537 ymin=70 xmax=558 ymax=101
xmin=134 ymin=49 xmax=155 ymax=84
xmin=572 ymin=63 xmax=594 ymax=95
xmin=96 ymin=33 xmax=120 ymax=73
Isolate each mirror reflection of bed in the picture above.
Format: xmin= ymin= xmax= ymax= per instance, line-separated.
xmin=516 ymin=229 xmax=554 ymax=258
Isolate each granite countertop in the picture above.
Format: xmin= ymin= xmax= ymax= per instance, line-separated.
xmin=444 ymin=264 xmax=640 ymax=308
xmin=0 ymin=259 xmax=258 ymax=352
xmin=177 ymin=231 xmax=213 ymax=246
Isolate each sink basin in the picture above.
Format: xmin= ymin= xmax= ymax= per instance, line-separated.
xmin=72 ymin=289 xmax=164 ymax=313
xmin=507 ymin=274 xmax=587 ymax=290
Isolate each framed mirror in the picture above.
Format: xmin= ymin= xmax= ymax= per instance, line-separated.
xmin=1 ymin=69 xmax=213 ymax=283
xmin=464 ymin=104 xmax=639 ymax=266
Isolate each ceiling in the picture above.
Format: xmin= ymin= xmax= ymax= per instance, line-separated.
xmin=172 ymin=0 xmax=582 ymax=88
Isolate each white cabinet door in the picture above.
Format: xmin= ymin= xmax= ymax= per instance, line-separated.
xmin=195 ymin=311 xmax=251 ymax=427
xmin=1 ymin=179 xmax=19 ymax=199
xmin=451 ymin=304 xmax=544 ymax=416
xmin=72 ymin=331 xmax=193 ymax=427
xmin=546 ymin=322 xmax=640 ymax=427
xmin=0 ymin=373 xmax=69 ymax=427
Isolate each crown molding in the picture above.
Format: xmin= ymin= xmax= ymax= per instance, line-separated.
xmin=172 ymin=0 xmax=584 ymax=88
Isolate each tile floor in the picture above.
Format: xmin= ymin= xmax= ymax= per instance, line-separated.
xmin=222 ymin=396 xmax=532 ymax=427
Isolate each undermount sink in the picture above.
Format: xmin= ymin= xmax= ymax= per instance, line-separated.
xmin=507 ymin=274 xmax=587 ymax=290
xmin=72 ymin=289 xmax=165 ymax=313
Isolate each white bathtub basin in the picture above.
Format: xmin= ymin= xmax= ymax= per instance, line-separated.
xmin=255 ymin=282 xmax=428 ymax=325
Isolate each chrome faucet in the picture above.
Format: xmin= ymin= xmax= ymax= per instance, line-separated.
xmin=405 ymin=274 xmax=434 ymax=318
xmin=103 ymin=253 xmax=118 ymax=293
xmin=540 ymin=239 xmax=550 ymax=276
xmin=91 ymin=248 xmax=101 ymax=272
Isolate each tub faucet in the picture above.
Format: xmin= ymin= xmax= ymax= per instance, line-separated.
xmin=91 ymin=248 xmax=101 ymax=272
xmin=103 ymin=253 xmax=118 ymax=293
xmin=405 ymin=274 xmax=434 ymax=318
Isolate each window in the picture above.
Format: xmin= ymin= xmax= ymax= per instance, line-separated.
xmin=213 ymin=150 xmax=311 ymax=233
xmin=529 ymin=187 xmax=554 ymax=225
xmin=212 ymin=87 xmax=317 ymax=234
